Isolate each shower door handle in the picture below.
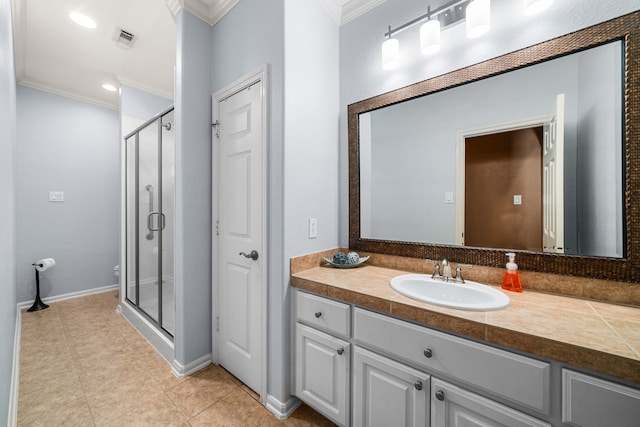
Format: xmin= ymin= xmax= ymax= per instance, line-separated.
xmin=147 ymin=211 xmax=163 ymax=231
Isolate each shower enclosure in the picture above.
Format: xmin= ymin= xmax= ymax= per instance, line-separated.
xmin=125 ymin=107 xmax=174 ymax=338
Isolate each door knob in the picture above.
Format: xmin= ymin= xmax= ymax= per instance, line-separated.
xmin=239 ymin=250 xmax=259 ymax=261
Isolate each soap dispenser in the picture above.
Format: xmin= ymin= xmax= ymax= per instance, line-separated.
xmin=501 ymin=252 xmax=523 ymax=292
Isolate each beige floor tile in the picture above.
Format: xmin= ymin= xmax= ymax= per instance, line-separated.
xmin=19 ymin=340 xmax=73 ymax=373
xmin=105 ymin=393 xmax=189 ymax=427
xmin=166 ymin=366 xmax=239 ymax=419
xmin=189 ymin=388 xmax=283 ymax=427
xmin=17 ymin=398 xmax=94 ymax=427
xmin=17 ymin=290 xmax=337 ymax=427
xmin=284 ymin=404 xmax=337 ymax=426
xmin=144 ymin=353 xmax=189 ymax=390
xmin=85 ymin=371 xmax=163 ymax=425
xmin=18 ymin=356 xmax=77 ymax=395
xmin=18 ymin=372 xmax=85 ymax=424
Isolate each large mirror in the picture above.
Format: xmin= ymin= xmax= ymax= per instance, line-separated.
xmin=349 ymin=12 xmax=640 ymax=282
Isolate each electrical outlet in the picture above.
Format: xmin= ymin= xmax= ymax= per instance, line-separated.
xmin=514 ymin=195 xmax=522 ymax=205
xmin=308 ymin=218 xmax=318 ymax=239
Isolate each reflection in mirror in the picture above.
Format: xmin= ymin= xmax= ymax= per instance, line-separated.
xmin=359 ymin=40 xmax=623 ymax=258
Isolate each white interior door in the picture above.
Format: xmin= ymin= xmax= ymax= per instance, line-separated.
xmin=214 ymin=76 xmax=264 ymax=395
xmin=543 ymin=94 xmax=565 ymax=254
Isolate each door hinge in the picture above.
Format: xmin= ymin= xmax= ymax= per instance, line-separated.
xmin=215 ymin=220 xmax=220 ymax=236
xmin=216 ymin=316 xmax=220 ymax=332
xmin=211 ymin=120 xmax=220 ymax=139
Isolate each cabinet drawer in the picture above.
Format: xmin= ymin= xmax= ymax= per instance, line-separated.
xmin=354 ymin=308 xmax=550 ymax=414
xmin=296 ymin=291 xmax=351 ymax=338
xmin=562 ymin=369 xmax=640 ymax=427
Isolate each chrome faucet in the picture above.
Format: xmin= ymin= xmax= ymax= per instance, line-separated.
xmin=431 ymin=259 xmax=466 ymax=284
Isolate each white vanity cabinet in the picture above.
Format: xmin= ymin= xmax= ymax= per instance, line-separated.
xmin=293 ymin=289 xmax=639 ymax=427
xmin=353 ymin=346 xmax=431 ymax=427
xmin=295 ymin=291 xmax=351 ymax=426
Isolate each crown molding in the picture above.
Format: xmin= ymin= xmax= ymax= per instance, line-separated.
xmin=167 ymin=0 xmax=384 ymax=27
xmin=317 ymin=0 xmax=386 ymax=25
xmin=166 ymin=0 xmax=240 ymax=26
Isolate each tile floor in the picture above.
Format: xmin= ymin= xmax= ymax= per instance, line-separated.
xmin=17 ymin=290 xmax=335 ymax=426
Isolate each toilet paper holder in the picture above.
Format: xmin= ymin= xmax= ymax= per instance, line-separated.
xmin=28 ymin=259 xmax=55 ymax=312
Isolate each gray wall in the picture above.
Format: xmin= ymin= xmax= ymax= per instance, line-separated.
xmin=16 ymin=86 xmax=120 ymax=303
xmin=211 ymin=0 xmax=287 ymax=403
xmin=339 ymin=0 xmax=639 ymax=247
xmin=0 ymin=0 xmax=17 ymax=422
xmin=174 ymin=9 xmax=213 ymax=367
xmin=210 ymin=0 xmax=340 ymax=405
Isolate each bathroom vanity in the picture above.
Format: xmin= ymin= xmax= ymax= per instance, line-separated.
xmin=291 ymin=259 xmax=640 ymax=427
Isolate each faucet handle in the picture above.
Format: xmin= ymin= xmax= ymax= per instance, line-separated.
xmin=432 ymin=262 xmax=441 ymax=279
xmin=454 ymin=264 xmax=469 ymax=284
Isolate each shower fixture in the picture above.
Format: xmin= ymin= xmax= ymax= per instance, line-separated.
xmin=145 ymin=184 xmax=154 ymax=240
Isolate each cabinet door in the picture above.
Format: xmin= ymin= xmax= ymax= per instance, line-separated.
xmin=431 ymin=378 xmax=550 ymax=427
xmin=563 ymin=369 xmax=640 ymax=427
xmin=353 ymin=346 xmax=430 ymax=427
xmin=296 ymin=323 xmax=350 ymax=426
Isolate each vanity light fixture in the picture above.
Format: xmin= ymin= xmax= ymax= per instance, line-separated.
xmin=69 ymin=12 xmax=96 ymax=29
xmin=466 ymin=0 xmax=490 ymax=38
xmin=381 ymin=26 xmax=400 ymax=70
xmin=523 ymin=0 xmax=554 ymax=16
xmin=420 ymin=8 xmax=441 ymax=55
xmin=382 ymin=0 xmax=553 ymax=69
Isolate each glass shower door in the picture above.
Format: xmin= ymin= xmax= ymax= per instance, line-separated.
xmin=125 ymin=107 xmax=174 ymax=338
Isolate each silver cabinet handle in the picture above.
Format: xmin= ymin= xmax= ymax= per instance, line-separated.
xmin=414 ymin=380 xmax=423 ymax=391
xmin=239 ymin=250 xmax=259 ymax=261
xmin=337 ymin=348 xmax=345 ymax=355
xmin=435 ymin=390 xmax=445 ymax=401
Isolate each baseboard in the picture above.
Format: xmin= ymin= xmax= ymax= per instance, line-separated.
xmin=171 ymin=353 xmax=212 ymax=377
xmin=17 ymin=283 xmax=119 ymax=309
xmin=265 ymin=394 xmax=301 ymax=419
xmin=8 ymin=306 xmax=22 ymax=427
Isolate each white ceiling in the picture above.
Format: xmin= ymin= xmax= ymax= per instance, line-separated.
xmin=12 ymin=0 xmax=383 ymax=110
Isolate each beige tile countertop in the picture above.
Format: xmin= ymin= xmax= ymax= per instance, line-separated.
xmin=291 ymin=255 xmax=640 ymax=385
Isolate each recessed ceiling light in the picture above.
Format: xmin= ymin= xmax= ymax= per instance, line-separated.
xmin=102 ymin=83 xmax=118 ymax=92
xmin=69 ymin=12 xmax=96 ymax=29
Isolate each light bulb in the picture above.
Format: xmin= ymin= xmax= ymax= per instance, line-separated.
xmin=420 ymin=19 xmax=441 ymax=55
xmin=466 ymin=0 xmax=490 ymax=39
xmin=69 ymin=12 xmax=96 ymax=29
xmin=381 ymin=38 xmax=400 ymax=70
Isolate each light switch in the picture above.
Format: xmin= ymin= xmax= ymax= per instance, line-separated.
xmin=49 ymin=191 xmax=64 ymax=202
xmin=514 ymin=195 xmax=522 ymax=205
xmin=445 ymin=192 xmax=454 ymax=204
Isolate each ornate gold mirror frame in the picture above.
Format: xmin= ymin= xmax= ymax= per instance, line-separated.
xmin=348 ymin=11 xmax=640 ymax=282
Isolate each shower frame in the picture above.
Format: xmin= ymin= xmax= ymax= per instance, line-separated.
xmin=123 ymin=106 xmax=174 ymax=341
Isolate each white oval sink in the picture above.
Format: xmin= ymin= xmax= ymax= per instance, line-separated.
xmin=390 ymin=274 xmax=510 ymax=311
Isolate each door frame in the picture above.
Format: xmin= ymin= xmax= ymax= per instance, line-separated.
xmin=211 ymin=65 xmax=268 ymax=402
xmin=455 ymin=115 xmax=548 ymax=245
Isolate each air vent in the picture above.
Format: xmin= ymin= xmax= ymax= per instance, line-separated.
xmin=114 ymin=29 xmax=136 ymax=49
